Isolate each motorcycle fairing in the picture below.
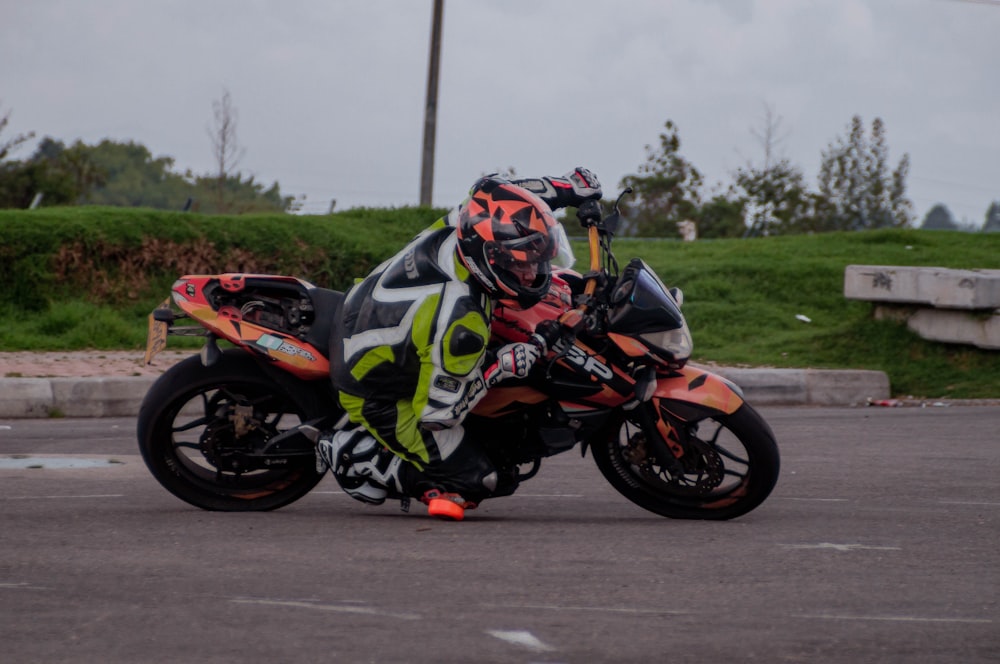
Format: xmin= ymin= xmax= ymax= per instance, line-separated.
xmin=490 ymin=273 xmax=574 ymax=343
xmin=170 ymin=275 xmax=331 ymax=380
xmin=652 ymin=366 xmax=744 ymax=419
xmin=472 ymin=384 xmax=549 ymax=417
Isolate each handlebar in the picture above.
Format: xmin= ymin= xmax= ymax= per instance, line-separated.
xmin=529 ymin=188 xmax=633 ymax=351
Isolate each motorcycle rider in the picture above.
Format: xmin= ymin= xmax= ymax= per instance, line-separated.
xmin=320 ymin=168 xmax=602 ymax=520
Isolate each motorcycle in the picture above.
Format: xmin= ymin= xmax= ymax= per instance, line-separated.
xmin=138 ymin=191 xmax=779 ymax=520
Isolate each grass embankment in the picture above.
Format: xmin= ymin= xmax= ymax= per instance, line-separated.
xmin=1 ymin=206 xmax=998 ymax=398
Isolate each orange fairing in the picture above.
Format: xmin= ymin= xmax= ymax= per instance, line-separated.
xmin=491 ymin=273 xmax=574 ymax=343
xmin=170 ymin=275 xmax=330 ymax=380
xmin=472 ymin=385 xmax=549 ymax=417
xmin=653 ymin=366 xmax=744 ymax=415
xmin=608 ymin=332 xmax=650 ymax=358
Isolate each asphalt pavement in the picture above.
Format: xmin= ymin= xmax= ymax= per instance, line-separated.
xmin=1 ymin=407 xmax=997 ymax=663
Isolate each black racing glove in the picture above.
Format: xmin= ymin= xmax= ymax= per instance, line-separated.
xmin=513 ymin=167 xmax=602 ymax=210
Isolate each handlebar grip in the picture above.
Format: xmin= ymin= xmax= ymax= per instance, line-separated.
xmin=576 ymin=199 xmax=603 ymax=226
xmin=530 ymin=319 xmax=564 ymax=354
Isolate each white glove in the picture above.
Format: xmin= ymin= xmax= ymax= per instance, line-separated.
xmin=561 ymin=167 xmax=602 ymax=202
xmin=483 ymin=342 xmax=541 ymax=387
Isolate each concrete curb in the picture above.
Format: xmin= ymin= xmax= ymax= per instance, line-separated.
xmin=0 ymin=368 xmax=892 ymax=419
xmin=0 ymin=377 xmax=156 ymax=419
xmin=710 ymin=367 xmax=890 ymax=408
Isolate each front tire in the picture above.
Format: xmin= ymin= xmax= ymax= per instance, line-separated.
xmin=137 ymin=349 xmax=326 ymax=511
xmin=592 ymin=402 xmax=779 ymax=520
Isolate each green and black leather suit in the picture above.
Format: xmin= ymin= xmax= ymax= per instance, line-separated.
xmin=331 ymin=214 xmax=499 ymax=499
xmin=330 ymin=170 xmax=601 ymax=501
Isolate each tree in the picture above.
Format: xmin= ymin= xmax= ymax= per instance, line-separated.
xmin=189 ymin=172 xmax=296 ymax=214
xmin=708 ymin=104 xmax=822 ymax=237
xmin=0 ymin=103 xmax=35 ymax=162
xmin=83 ymin=139 xmax=188 ymax=208
xmin=691 ymin=193 xmax=746 ymax=239
xmin=870 ymin=117 xmax=913 ymax=228
xmin=0 ymin=159 xmax=78 ymax=208
xmin=748 ymin=102 xmax=789 ymax=172
xmin=619 ymin=120 xmax=703 ymax=236
xmin=817 ymin=115 xmax=912 ymax=231
xmin=0 ymin=136 xmax=82 ymax=208
xmin=734 ymin=160 xmax=828 ymax=236
xmin=53 ymin=141 xmax=108 ymax=202
xmin=920 ymin=203 xmax=957 ymax=230
xmin=207 ymin=88 xmax=246 ymax=213
xmin=1 ymin=130 xmax=297 ymax=211
xmin=984 ymin=201 xmax=1000 ymax=233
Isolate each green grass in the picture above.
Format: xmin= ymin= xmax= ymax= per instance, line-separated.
xmin=0 ymin=208 xmax=997 ymax=399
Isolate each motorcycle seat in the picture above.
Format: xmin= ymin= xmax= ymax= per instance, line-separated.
xmin=304 ymin=287 xmax=344 ymax=358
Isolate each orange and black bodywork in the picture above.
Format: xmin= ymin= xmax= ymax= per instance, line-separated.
xmin=156 ymin=273 xmax=339 ymax=381
xmin=483 ymin=271 xmax=744 ymax=424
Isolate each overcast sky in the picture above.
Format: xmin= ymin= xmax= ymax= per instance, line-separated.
xmin=3 ymin=0 xmax=998 ymax=224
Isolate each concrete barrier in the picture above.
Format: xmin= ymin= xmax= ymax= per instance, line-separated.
xmin=844 ymin=265 xmax=1000 ymax=309
xmin=845 ymin=265 xmax=1000 ymax=350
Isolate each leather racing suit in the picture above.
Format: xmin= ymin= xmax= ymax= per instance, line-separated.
xmin=329 ymin=169 xmax=602 ymax=504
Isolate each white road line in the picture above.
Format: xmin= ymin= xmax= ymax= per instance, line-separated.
xmin=775 ymin=497 xmax=848 ymax=502
xmin=938 ymin=500 xmax=1000 ymax=507
xmin=797 ymin=613 xmax=993 ymax=624
xmin=482 ymin=603 xmax=688 ymax=616
xmin=482 ymin=603 xmax=989 ymax=625
xmin=513 ymin=494 xmax=584 ymax=498
xmin=486 ymin=630 xmax=556 ymax=653
xmin=0 ymin=456 xmax=123 ymax=469
xmin=3 ymin=494 xmax=125 ymax=500
xmin=781 ymin=543 xmax=901 ymax=552
xmin=229 ymin=598 xmax=421 ymax=620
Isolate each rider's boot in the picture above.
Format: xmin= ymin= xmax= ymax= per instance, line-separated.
xmin=317 ymin=429 xmax=405 ymax=505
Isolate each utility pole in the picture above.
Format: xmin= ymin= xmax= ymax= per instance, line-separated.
xmin=420 ymin=0 xmax=444 ymax=206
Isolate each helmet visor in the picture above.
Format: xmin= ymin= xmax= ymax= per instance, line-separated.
xmin=550 ymin=222 xmax=575 ymax=270
xmin=487 ymin=231 xmax=555 ymax=290
xmin=490 ymin=230 xmax=558 ymax=267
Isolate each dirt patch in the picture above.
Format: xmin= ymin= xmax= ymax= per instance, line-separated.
xmin=0 ymin=351 xmax=192 ymax=378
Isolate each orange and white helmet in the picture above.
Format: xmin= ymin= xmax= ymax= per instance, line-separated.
xmin=455 ymin=177 xmax=560 ymax=309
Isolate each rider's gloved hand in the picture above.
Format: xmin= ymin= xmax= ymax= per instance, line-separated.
xmin=512 ymin=168 xmax=602 ymax=210
xmin=483 ymin=342 xmax=541 ymax=387
xmin=559 ymin=167 xmax=602 ymax=204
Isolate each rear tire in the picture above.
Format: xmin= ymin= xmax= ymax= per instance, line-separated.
xmin=592 ymin=402 xmax=779 ymax=520
xmin=137 ymin=349 xmax=326 ymax=511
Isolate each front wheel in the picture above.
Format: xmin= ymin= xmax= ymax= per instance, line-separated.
xmin=591 ymin=402 xmax=779 ymax=520
xmin=137 ymin=349 xmax=327 ymax=511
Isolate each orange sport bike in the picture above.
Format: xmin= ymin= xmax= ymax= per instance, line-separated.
xmin=138 ymin=190 xmax=779 ymax=520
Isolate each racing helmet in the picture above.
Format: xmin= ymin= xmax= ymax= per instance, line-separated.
xmin=455 ymin=177 xmax=560 ymax=309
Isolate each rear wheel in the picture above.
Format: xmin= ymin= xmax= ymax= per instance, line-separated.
xmin=592 ymin=402 xmax=779 ymax=520
xmin=137 ymin=350 xmax=326 ymax=511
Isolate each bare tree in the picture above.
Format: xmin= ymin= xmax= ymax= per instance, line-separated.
xmin=0 ymin=102 xmax=35 ymax=161
xmin=749 ymin=102 xmax=789 ymax=172
xmin=206 ymin=88 xmax=245 ymax=212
